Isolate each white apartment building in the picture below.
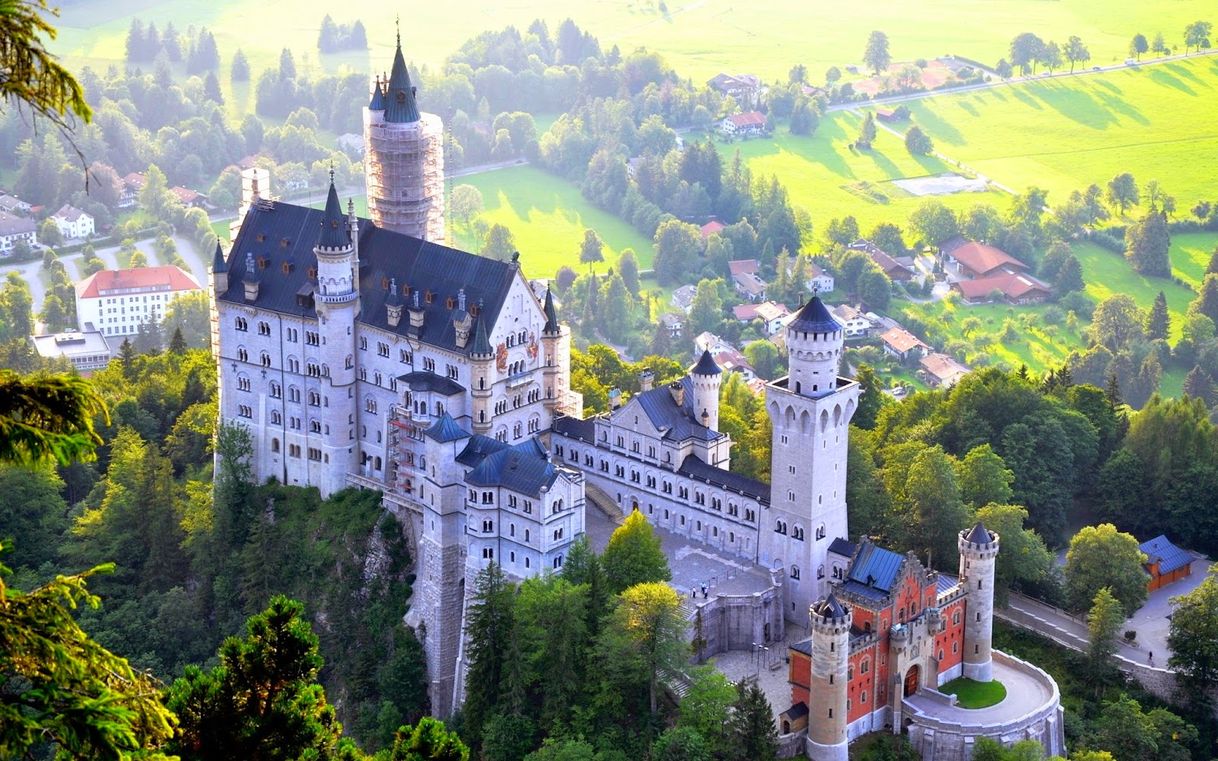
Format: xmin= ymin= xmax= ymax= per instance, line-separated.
xmin=76 ymin=265 xmax=202 ymax=338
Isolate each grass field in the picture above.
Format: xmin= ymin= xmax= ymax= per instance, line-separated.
xmin=734 ymin=112 xmax=1009 ymax=230
xmin=939 ymin=677 xmax=1007 ymax=709
xmin=906 ymin=57 xmax=1218 ymax=208
xmin=52 ymin=0 xmax=1216 ymax=102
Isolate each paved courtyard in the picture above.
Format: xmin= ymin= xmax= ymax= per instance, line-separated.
xmin=1124 ymin=555 xmax=1214 ymax=662
xmin=904 ymin=656 xmax=1053 ymax=725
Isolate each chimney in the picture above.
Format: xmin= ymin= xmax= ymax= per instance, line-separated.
xmin=386 ymin=278 xmax=403 ymax=328
xmin=608 ymin=388 xmax=622 ymax=410
xmin=668 ymin=381 xmax=685 ymax=407
xmin=639 ymin=367 xmax=654 ymax=392
xmin=408 ymin=289 xmax=425 ymax=331
xmin=241 ymin=252 xmax=260 ymax=302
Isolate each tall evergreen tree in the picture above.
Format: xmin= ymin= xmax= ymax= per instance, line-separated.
xmin=1183 ymin=366 xmax=1216 ymax=406
xmin=1124 ymin=211 xmax=1170 ymax=276
xmin=727 ymin=678 xmax=778 ymax=761
xmin=463 ymin=565 xmax=516 ymax=741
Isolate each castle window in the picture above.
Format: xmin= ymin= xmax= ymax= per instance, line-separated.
xmin=261 ymin=352 xmax=271 ymax=367
xmin=399 ymin=348 xmax=412 ymax=363
xmin=235 ymin=317 xmax=248 ymax=331
xmin=237 ymin=404 xmax=252 ymax=418
xmin=424 ymin=290 xmax=434 ymax=304
xmin=308 ymin=391 xmax=320 ymax=407
xmin=271 ymin=438 xmax=280 ymax=453
xmin=271 ymin=411 xmax=282 ymax=425
xmin=953 ymin=611 xmax=960 ymax=626
xmin=237 ymin=377 xmax=251 ymax=392
xmin=378 ymin=342 xmax=389 ymax=357
xmin=307 ymin=266 xmax=316 ymax=279
xmin=258 ymin=321 xmax=271 ymax=335
xmin=790 ymin=565 xmax=800 ymax=580
xmin=816 ymin=524 xmax=826 ymax=540
xmin=306 ymin=331 xmax=319 ymax=346
xmin=289 ymin=444 xmax=300 ymax=458
xmin=817 ymin=565 xmax=825 ymax=579
xmin=861 ymin=659 xmax=869 ymax=674
xmin=309 ymin=420 xmax=321 ymax=433
xmin=482 ymin=547 xmax=494 ymax=559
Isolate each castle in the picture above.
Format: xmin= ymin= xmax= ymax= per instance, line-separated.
xmin=212 ymin=36 xmax=1063 ymax=760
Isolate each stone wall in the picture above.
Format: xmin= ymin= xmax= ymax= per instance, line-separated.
xmin=691 ymin=587 xmax=786 ymax=658
xmin=903 ymin=651 xmax=1065 ymax=761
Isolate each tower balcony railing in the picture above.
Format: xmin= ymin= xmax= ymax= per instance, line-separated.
xmin=317 ymin=291 xmax=357 ymax=305
xmin=506 ymin=371 xmax=531 ymax=389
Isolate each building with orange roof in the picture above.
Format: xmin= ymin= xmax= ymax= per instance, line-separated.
xmin=75 ymin=265 xmax=202 ymax=338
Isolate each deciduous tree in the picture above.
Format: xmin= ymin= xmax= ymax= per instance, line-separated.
xmin=863 ymin=31 xmax=891 ymax=75
xmin=1064 ymin=523 xmax=1148 ymax=615
xmin=602 ymin=510 xmax=671 ymax=595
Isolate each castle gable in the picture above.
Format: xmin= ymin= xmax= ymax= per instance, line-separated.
xmin=631 ymin=377 xmax=719 ymax=443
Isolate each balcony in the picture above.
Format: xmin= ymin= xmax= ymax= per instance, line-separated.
xmin=506 ymin=371 xmax=531 ymax=389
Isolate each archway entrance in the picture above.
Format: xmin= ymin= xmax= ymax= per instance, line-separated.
xmin=904 ymin=665 xmax=920 ymax=697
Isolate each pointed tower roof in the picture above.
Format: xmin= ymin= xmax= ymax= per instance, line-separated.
xmin=965 ymin=521 xmax=992 ymax=545
xmin=470 ymin=312 xmax=493 ymax=357
xmin=813 ymin=592 xmax=847 ymax=619
xmin=368 ymin=75 xmax=385 ymax=110
xmin=317 ymin=177 xmax=350 ymax=250
xmin=542 ymin=287 xmax=559 ymax=334
xmin=692 ymin=349 xmax=721 ymax=376
xmin=383 ymin=28 xmax=421 ymax=123
xmin=424 ymin=413 xmax=471 ymax=443
xmin=212 ymin=241 xmax=227 ymax=273
xmin=787 ymin=295 xmax=841 ymax=334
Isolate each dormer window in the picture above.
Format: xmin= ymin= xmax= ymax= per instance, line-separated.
xmin=256 ymin=233 xmax=266 ymax=242
xmin=279 ymin=237 xmax=290 ymax=248
xmin=424 ymin=290 xmax=434 ymax=304
xmin=381 ymin=277 xmax=390 ymax=290
xmin=307 ymin=266 xmax=317 ymax=279
xmin=446 ymin=296 xmax=456 ymax=309
xmin=256 ymin=256 xmax=268 ymax=269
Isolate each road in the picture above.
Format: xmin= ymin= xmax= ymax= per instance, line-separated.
xmin=826 ymin=48 xmax=1218 ymax=114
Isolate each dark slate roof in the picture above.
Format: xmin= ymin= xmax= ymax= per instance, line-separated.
xmin=219 ymin=199 xmax=521 ymax=354
xmin=384 ymin=36 xmax=420 ymax=123
xmin=542 ymin=288 xmax=559 ymax=334
xmin=678 ymin=454 xmax=770 ymax=503
xmin=828 ymin=537 xmax=857 ymax=558
xmin=936 ymin=573 xmax=958 ymax=595
xmin=790 ymin=638 xmax=812 ymax=656
xmin=456 ymin=434 xmax=507 ymax=468
xmin=470 ymin=314 xmax=492 ymax=357
xmin=317 ymin=181 xmax=350 ymax=250
xmin=212 ymin=241 xmax=226 ymax=273
xmin=633 ymin=377 xmax=719 ymax=443
xmin=552 ymin=415 xmax=595 ymax=443
xmin=692 ymin=349 xmax=721 ymax=376
xmin=1140 ymin=535 xmax=1192 ymax=575
xmin=424 ymin=413 xmax=471 ymax=443
xmin=780 ymin=702 xmax=809 ymax=720
xmin=465 ymin=439 xmax=561 ymax=497
xmin=787 ymin=295 xmax=842 ymax=334
xmin=965 ymin=521 xmax=992 ymax=545
xmin=812 ymin=592 xmax=847 ymax=619
xmin=397 ymin=371 xmax=464 ymax=396
xmin=844 ymin=540 xmax=904 ymax=600
xmin=369 ymin=77 xmax=384 ymax=110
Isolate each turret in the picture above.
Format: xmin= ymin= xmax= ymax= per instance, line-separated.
xmin=211 ymin=241 xmax=228 ymax=294
xmin=958 ymin=522 xmax=1000 ymax=682
xmin=469 ymin=307 xmax=494 ymax=434
xmin=785 ymin=295 xmax=844 ymax=398
xmin=540 ymin=287 xmax=571 ymax=417
xmin=369 ymin=74 xmax=385 ymax=111
xmin=807 ymin=593 xmax=850 ymax=761
xmin=690 ymin=349 xmax=721 ymax=432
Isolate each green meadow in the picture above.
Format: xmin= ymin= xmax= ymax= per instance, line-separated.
xmin=52 ymin=0 xmax=1215 ymax=96
xmin=905 ymin=57 xmax=1218 ymax=208
xmin=733 ymin=112 xmax=1009 ymax=231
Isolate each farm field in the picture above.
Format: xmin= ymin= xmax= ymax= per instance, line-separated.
xmin=905 ymin=57 xmax=1218 ymax=208
xmin=733 ymin=112 xmax=1009 ymax=231
xmin=51 ymin=0 xmax=1216 ymax=97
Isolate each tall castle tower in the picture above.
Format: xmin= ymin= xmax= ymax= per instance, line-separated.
xmin=807 ymin=594 xmax=850 ymax=761
xmin=364 ymin=31 xmax=446 ymax=242
xmin=762 ymin=297 xmax=860 ymax=621
xmin=959 ymin=522 xmax=999 ymax=682
xmin=690 ymin=349 xmax=722 ymax=433
xmin=312 ymin=178 xmax=361 ymax=496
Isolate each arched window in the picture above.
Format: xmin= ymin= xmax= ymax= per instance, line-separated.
xmin=790 ymin=565 xmax=800 ymax=580
xmin=271 ymin=438 xmax=280 ymax=453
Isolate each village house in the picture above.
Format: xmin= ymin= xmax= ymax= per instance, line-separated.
xmin=701 ymin=220 xmax=726 ymax=240
xmin=0 ymin=210 xmax=37 ymax=254
xmin=918 ymin=352 xmax=971 ymax=388
xmin=807 ymin=262 xmax=835 ymax=294
xmin=707 ymin=72 xmax=763 ymax=107
xmin=729 ymin=258 xmax=767 ymax=301
xmin=76 ymin=265 xmax=202 ymax=338
xmin=952 ymin=273 xmax=1052 ymax=305
xmin=830 ymin=304 xmax=874 ymax=339
xmin=30 ymin=329 xmax=113 ymax=373
xmin=119 ymin=172 xmax=145 ymax=208
xmin=0 ymin=192 xmax=32 ymax=216
xmin=659 ymin=312 xmax=684 ymax=338
xmin=51 ymin=204 xmax=95 ymax=240
xmin=171 ymin=186 xmax=208 ymax=208
xmin=1139 ymin=535 xmax=1193 ymax=592
xmin=671 ymin=284 xmax=698 ymax=313
xmin=880 ymin=326 xmax=930 ymax=363
xmin=849 ymin=238 xmax=916 ymax=282
xmin=720 ymin=111 xmax=768 ymax=138
xmin=732 ymin=300 xmax=791 ymax=335
xmin=940 ymin=237 xmax=1027 ymax=280
xmin=692 ymin=331 xmax=758 ymax=380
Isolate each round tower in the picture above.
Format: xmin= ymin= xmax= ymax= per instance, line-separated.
xmin=363 ymin=31 xmax=445 ymax=242
xmin=690 ymin=349 xmax=722 ymax=432
xmin=958 ymin=522 xmax=1000 ymax=682
xmin=807 ymin=593 xmax=850 ymax=761
xmin=784 ymin=296 xmax=844 ymax=398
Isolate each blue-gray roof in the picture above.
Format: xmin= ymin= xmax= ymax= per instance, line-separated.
xmin=828 ymin=537 xmax=856 ymax=558
xmin=542 ymin=288 xmax=559 ymax=334
xmin=465 ymin=438 xmax=561 ymax=497
xmin=552 ymin=415 xmax=595 ymax=442
xmin=1140 ymin=535 xmax=1192 ymax=575
xmin=212 ymin=241 xmax=227 ymax=273
xmin=397 ymin=371 xmax=464 ymax=396
xmin=424 ymin=413 xmax=471 ymax=443
xmin=787 ymin=296 xmax=841 ymax=334
xmin=692 ymin=349 xmax=721 ymax=376
xmin=369 ymin=78 xmax=384 ymax=110
xmin=317 ymin=181 xmax=350 ymax=250
xmin=383 ymin=37 xmax=420 ymax=123
xmin=678 ymin=454 xmax=770 ymax=503
xmin=964 ymin=521 xmax=992 ymax=545
xmin=844 ymin=540 xmax=905 ymax=598
xmin=219 ymin=199 xmax=520 ymax=354
xmin=634 ymin=377 xmax=720 ymax=443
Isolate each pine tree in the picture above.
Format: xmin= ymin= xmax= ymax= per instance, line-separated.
xmin=1055 ymin=255 xmax=1085 ymax=295
xmin=1146 ymin=290 xmax=1171 ymax=340
xmin=169 ymin=326 xmax=187 ymax=354
xmin=1206 ymin=247 xmax=1218 ymax=276
xmin=231 ymin=49 xmax=250 ymax=82
xmin=856 ymin=112 xmax=877 ymax=149
xmin=728 ymin=678 xmax=778 ymax=761
xmin=463 ymin=565 xmax=516 ymax=740
xmin=1124 ymin=211 xmax=1171 ymax=276
xmin=1182 ymin=366 xmax=1216 ymax=406
xmin=1191 ymin=274 xmax=1218 ymax=325
xmin=119 ymin=337 xmax=136 ymax=379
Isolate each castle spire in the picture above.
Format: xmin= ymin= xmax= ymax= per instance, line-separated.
xmin=317 ymin=178 xmax=350 ymax=249
xmin=542 ymin=287 xmax=559 ymax=334
xmin=211 ymin=240 xmax=227 ymax=273
xmin=369 ymin=74 xmax=384 ymax=110
xmin=383 ymin=27 xmax=420 ymax=123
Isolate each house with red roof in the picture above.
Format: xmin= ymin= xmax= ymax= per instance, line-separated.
xmin=941 ymin=238 xmax=1027 ymax=280
xmin=701 ymin=220 xmax=726 ymax=239
xmin=720 ymin=111 xmax=768 ymax=138
xmin=75 ymin=265 xmax=202 ymax=338
xmin=728 ymin=258 xmax=766 ymax=301
xmin=952 ymin=273 xmax=1051 ymax=305
xmin=849 ymin=238 xmax=916 ymax=282
xmin=880 ymin=326 xmax=930 ymax=362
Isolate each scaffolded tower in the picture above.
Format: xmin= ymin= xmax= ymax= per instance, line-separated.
xmin=364 ymin=33 xmax=445 ymax=243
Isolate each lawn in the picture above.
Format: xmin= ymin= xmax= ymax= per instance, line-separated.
xmin=939 ymin=677 xmax=1007 ymax=709
xmin=1074 ymin=241 xmax=1198 ymax=342
xmin=905 ymin=57 xmax=1218 ymax=208
xmin=51 ymin=0 xmax=1216 ymax=110
xmin=1166 ymin=232 xmax=1218 ymax=288
xmin=734 ymin=113 xmax=1009 ymax=230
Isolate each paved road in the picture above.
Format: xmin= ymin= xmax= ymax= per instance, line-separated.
xmin=826 ymin=49 xmax=1218 ymax=114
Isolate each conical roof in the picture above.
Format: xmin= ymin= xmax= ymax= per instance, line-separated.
xmin=692 ymin=349 xmax=721 ymax=376
xmin=813 ymin=592 xmax=847 ymax=619
xmin=424 ymin=413 xmax=471 ymax=443
xmin=470 ymin=313 xmax=492 ymax=357
xmin=788 ymin=295 xmax=841 ymax=334
xmin=965 ymin=521 xmax=992 ymax=545
xmin=542 ymin=288 xmax=559 ymax=334
xmin=368 ymin=76 xmax=384 ymax=110
xmin=383 ymin=34 xmax=420 ymax=123
xmin=212 ymin=240 xmax=227 ymax=273
xmin=317 ymin=180 xmax=350 ymax=250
